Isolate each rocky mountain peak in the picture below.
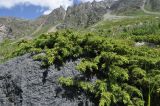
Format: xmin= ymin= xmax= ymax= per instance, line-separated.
xmin=44 ymin=6 xmax=66 ymax=26
xmin=58 ymin=0 xmax=118 ymax=28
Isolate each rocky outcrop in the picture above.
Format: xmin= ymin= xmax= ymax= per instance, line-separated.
xmin=111 ymin=0 xmax=143 ymax=14
xmin=63 ymin=0 xmax=116 ymax=28
xmin=0 ymin=17 xmax=38 ymax=40
xmin=0 ymin=54 xmax=95 ymax=106
xmin=43 ymin=6 xmax=66 ymax=26
xmin=0 ymin=24 xmax=13 ymax=42
xmin=146 ymin=0 xmax=160 ymax=12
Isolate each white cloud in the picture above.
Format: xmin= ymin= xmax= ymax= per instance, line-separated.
xmin=0 ymin=0 xmax=73 ymax=9
xmin=0 ymin=0 xmax=103 ymax=15
xmin=43 ymin=9 xmax=53 ymax=15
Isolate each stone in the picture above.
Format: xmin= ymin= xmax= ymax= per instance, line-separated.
xmin=0 ymin=54 xmax=95 ymax=106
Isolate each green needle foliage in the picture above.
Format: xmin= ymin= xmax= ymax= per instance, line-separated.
xmin=11 ymin=28 xmax=160 ymax=106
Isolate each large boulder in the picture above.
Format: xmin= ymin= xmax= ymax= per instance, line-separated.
xmin=0 ymin=54 xmax=95 ymax=106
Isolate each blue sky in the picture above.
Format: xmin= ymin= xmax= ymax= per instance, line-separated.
xmin=0 ymin=5 xmax=49 ymax=19
xmin=0 ymin=0 xmax=100 ymax=19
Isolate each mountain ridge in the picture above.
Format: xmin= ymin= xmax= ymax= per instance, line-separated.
xmin=0 ymin=0 xmax=160 ymax=42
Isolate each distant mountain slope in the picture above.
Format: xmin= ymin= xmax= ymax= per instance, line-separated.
xmin=0 ymin=0 xmax=160 ymax=42
xmin=29 ymin=0 xmax=117 ymax=35
xmin=0 ymin=17 xmax=40 ymax=42
xmin=36 ymin=0 xmax=117 ymax=30
xmin=146 ymin=0 xmax=160 ymax=12
xmin=111 ymin=0 xmax=144 ymax=15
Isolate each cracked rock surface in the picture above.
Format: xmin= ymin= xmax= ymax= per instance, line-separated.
xmin=0 ymin=54 xmax=94 ymax=106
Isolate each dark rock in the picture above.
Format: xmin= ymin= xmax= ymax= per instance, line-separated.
xmin=0 ymin=54 xmax=95 ymax=106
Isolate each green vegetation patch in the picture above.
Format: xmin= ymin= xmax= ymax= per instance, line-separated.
xmin=0 ymin=39 xmax=19 ymax=63
xmin=10 ymin=29 xmax=160 ymax=106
